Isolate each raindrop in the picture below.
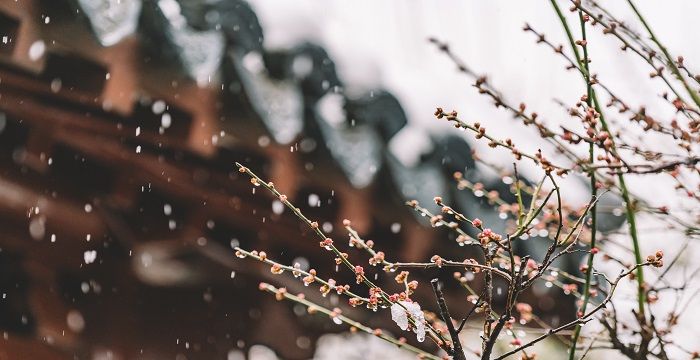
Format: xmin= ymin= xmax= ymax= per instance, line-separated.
xmin=135 ymin=127 xmax=141 ymax=136
xmin=230 ymin=238 xmax=240 ymax=248
xmin=230 ymin=271 xmax=236 ymax=279
xmin=168 ymin=220 xmax=177 ymax=230
xmin=332 ymin=316 xmax=342 ymax=325
xmin=135 ymin=146 xmax=141 ymax=153
xmin=84 ymin=204 xmax=93 ymax=213
xmin=390 ymin=223 xmax=401 ymax=233
xmin=163 ymin=204 xmax=172 ymax=215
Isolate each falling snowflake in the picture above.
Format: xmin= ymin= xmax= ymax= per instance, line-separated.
xmin=83 ymin=250 xmax=97 ymax=264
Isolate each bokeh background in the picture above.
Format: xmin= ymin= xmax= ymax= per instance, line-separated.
xmin=0 ymin=0 xmax=697 ymax=359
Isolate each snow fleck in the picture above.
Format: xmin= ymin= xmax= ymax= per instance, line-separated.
xmin=258 ymin=136 xmax=270 ymax=147
xmin=83 ymin=250 xmax=97 ymax=264
xmin=152 ymin=100 xmax=166 ymax=114
xmin=50 ymin=78 xmax=62 ymax=93
xmin=28 ymin=40 xmax=45 ymax=61
xmin=29 ymin=216 xmax=46 ymax=240
xmin=271 ymin=200 xmax=284 ymax=215
xmin=308 ymin=193 xmax=320 ymax=207
xmin=66 ymin=310 xmax=85 ymax=332
xmin=161 ymin=113 xmax=172 ymax=128
xmin=322 ymin=221 xmax=333 ymax=233
xmin=390 ymin=301 xmax=426 ymax=342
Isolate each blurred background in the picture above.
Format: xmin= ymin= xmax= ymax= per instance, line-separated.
xmin=0 ymin=0 xmax=697 ymax=359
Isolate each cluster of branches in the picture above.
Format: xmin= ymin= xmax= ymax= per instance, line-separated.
xmin=233 ymin=0 xmax=699 ymax=359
